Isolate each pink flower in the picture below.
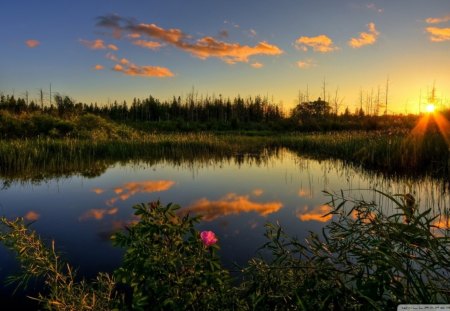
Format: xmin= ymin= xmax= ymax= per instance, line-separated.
xmin=200 ymin=231 xmax=218 ymax=247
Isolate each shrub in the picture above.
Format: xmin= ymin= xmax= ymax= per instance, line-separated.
xmin=111 ymin=201 xmax=234 ymax=310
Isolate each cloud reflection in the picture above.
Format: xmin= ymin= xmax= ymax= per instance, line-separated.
xmin=181 ymin=192 xmax=283 ymax=221
xmin=92 ymin=180 xmax=175 ymax=207
xmin=109 ymin=180 xmax=175 ymax=204
xmin=79 ymin=207 xmax=118 ymax=221
xmin=24 ymin=211 xmax=40 ymax=221
xmin=431 ymin=216 xmax=450 ymax=237
xmin=298 ymin=188 xmax=312 ymax=198
xmin=296 ymin=205 xmax=332 ymax=222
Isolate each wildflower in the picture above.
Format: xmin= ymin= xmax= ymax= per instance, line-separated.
xmin=200 ymin=231 xmax=218 ymax=247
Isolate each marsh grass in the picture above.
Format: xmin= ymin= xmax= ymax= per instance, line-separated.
xmin=0 ymin=134 xmax=274 ymax=184
xmin=278 ymin=130 xmax=449 ymax=178
xmin=0 ymin=216 xmax=116 ymax=310
xmin=1 ymin=130 xmax=449 ymax=183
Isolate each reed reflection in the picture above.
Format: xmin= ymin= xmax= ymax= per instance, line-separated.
xmin=181 ymin=191 xmax=283 ymax=221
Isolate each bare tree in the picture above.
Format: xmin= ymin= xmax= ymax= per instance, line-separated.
xmin=384 ymin=76 xmax=389 ymax=115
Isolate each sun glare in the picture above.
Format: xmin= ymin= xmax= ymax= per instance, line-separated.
xmin=425 ymin=104 xmax=435 ymax=113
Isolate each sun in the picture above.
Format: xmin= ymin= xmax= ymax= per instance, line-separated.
xmin=425 ymin=103 xmax=436 ymax=113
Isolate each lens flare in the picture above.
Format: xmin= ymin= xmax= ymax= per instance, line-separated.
xmin=425 ymin=103 xmax=435 ymax=113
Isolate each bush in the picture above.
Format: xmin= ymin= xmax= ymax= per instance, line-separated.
xmin=111 ymin=201 xmax=234 ymax=310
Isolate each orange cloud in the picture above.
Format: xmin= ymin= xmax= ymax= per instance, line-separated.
xmin=296 ymin=205 xmax=332 ymax=222
xmin=425 ymin=14 xmax=450 ymax=24
xmin=97 ymin=15 xmax=283 ymax=64
xmin=80 ymin=39 xmax=118 ymax=50
xmin=348 ymin=22 xmax=379 ymax=48
xmin=25 ymin=39 xmax=40 ymax=48
xmin=134 ymin=22 xmax=185 ymax=44
xmin=181 ymin=193 xmax=283 ymax=221
xmin=297 ymin=59 xmax=317 ymax=69
xmin=79 ymin=207 xmax=118 ymax=221
xmin=113 ymin=63 xmax=174 ymax=77
xmin=295 ymin=35 xmax=338 ymax=53
xmin=251 ymin=62 xmax=263 ymax=68
xmin=106 ymin=180 xmax=175 ymax=206
xmin=93 ymin=64 xmax=104 ymax=70
xmin=426 ymin=27 xmax=450 ymax=42
xmin=132 ymin=40 xmax=164 ymax=50
xmin=107 ymin=44 xmax=119 ymax=51
xmin=119 ymin=58 xmax=130 ymax=65
xmin=24 ymin=211 xmax=40 ymax=221
xmin=107 ymin=53 xmax=174 ymax=77
xmin=179 ymin=37 xmax=283 ymax=64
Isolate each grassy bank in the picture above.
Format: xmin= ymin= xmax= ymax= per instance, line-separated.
xmin=1 ymin=129 xmax=449 ymax=184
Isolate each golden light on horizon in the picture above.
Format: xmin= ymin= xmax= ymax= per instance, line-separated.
xmin=425 ymin=103 xmax=436 ymax=113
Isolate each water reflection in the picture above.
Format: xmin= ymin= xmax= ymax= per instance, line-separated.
xmin=0 ymin=147 xmax=449 ymax=287
xmin=79 ymin=207 xmax=119 ymax=221
xmin=296 ymin=205 xmax=332 ymax=222
xmin=298 ymin=188 xmax=312 ymax=198
xmin=181 ymin=192 xmax=283 ymax=221
xmin=24 ymin=210 xmax=40 ymax=221
xmin=111 ymin=180 xmax=175 ymax=203
xmin=91 ymin=180 xmax=175 ymax=207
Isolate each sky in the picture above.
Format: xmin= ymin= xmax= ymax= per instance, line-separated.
xmin=1 ymin=0 xmax=450 ymax=114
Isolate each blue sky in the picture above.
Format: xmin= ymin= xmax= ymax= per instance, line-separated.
xmin=1 ymin=0 xmax=450 ymax=113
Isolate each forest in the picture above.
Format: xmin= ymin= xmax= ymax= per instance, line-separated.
xmin=0 ymin=91 xmax=429 ymax=137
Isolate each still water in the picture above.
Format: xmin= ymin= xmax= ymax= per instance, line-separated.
xmin=1 ymin=148 xmax=449 ymax=284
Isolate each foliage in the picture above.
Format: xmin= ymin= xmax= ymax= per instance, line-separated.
xmin=0 ymin=91 xmax=442 ymax=134
xmin=0 ymin=217 xmax=116 ymax=310
xmin=291 ymin=97 xmax=332 ymax=123
xmin=2 ymin=193 xmax=450 ymax=310
xmin=111 ymin=201 xmax=234 ymax=310
xmin=238 ymin=191 xmax=450 ymax=310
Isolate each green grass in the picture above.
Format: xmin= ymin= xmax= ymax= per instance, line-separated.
xmin=1 ymin=130 xmax=449 ymax=184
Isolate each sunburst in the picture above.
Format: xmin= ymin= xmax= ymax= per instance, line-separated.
xmin=425 ymin=103 xmax=436 ymax=113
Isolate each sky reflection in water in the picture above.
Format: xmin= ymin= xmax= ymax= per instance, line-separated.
xmin=0 ymin=148 xmax=449 ymax=278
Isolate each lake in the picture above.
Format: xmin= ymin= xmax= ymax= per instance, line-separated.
xmin=1 ymin=147 xmax=449 ymax=295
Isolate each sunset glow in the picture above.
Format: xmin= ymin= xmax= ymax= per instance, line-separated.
xmin=1 ymin=1 xmax=450 ymax=113
xmin=426 ymin=103 xmax=436 ymax=113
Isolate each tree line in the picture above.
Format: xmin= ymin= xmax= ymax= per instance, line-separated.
xmin=0 ymin=91 xmax=433 ymax=133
